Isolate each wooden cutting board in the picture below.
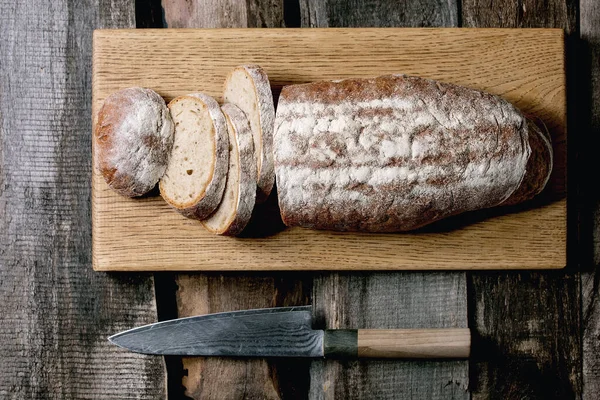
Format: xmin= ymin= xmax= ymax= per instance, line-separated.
xmin=92 ymin=28 xmax=566 ymax=271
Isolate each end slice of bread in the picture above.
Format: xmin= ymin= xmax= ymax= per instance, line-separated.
xmin=159 ymin=93 xmax=228 ymax=219
xmin=223 ymin=65 xmax=275 ymax=204
xmin=202 ymin=103 xmax=257 ymax=236
xmin=95 ymin=87 xmax=174 ymax=197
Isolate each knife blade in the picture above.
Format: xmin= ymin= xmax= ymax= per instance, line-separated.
xmin=109 ymin=306 xmax=470 ymax=359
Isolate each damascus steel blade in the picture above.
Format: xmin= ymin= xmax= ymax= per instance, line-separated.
xmin=109 ymin=306 xmax=324 ymax=357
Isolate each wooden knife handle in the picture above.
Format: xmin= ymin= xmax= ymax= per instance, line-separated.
xmin=357 ymin=328 xmax=470 ymax=358
xmin=324 ymin=328 xmax=470 ymax=358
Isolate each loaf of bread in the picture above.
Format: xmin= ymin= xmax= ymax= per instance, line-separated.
xmin=273 ymin=74 xmax=553 ymax=232
xmin=224 ymin=65 xmax=275 ymax=204
xmin=95 ymin=87 xmax=174 ymax=197
xmin=159 ymin=93 xmax=229 ymax=220
xmin=202 ymin=103 xmax=257 ymax=236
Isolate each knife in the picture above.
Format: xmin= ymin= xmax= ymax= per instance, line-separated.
xmin=109 ymin=306 xmax=470 ymax=358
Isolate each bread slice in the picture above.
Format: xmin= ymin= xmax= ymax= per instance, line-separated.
xmin=159 ymin=93 xmax=228 ymax=220
xmin=95 ymin=87 xmax=174 ymax=197
xmin=202 ymin=103 xmax=257 ymax=236
xmin=223 ymin=65 xmax=275 ymax=203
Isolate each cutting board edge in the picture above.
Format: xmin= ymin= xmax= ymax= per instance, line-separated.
xmin=92 ymin=27 xmax=566 ymax=34
xmin=92 ymin=260 xmax=567 ymax=271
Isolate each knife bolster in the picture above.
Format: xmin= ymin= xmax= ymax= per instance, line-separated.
xmin=323 ymin=330 xmax=358 ymax=357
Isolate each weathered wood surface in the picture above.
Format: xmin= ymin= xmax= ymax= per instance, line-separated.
xmin=0 ymin=0 xmax=165 ymax=399
xmin=300 ymin=0 xmax=459 ymax=27
xmin=461 ymin=0 xmax=577 ymax=32
xmin=310 ymin=273 xmax=468 ymax=399
xmin=164 ymin=0 xmax=286 ymax=28
xmin=462 ymin=0 xmax=582 ymax=398
xmin=582 ymin=0 xmax=600 ymax=397
xmin=176 ymin=273 xmax=311 ymax=399
xmin=1 ymin=0 xmax=590 ymax=398
xmin=467 ymin=272 xmax=581 ymax=398
xmin=161 ymin=3 xmax=311 ymax=399
xmin=92 ymin=27 xmax=567 ymax=271
xmin=298 ymin=2 xmax=469 ymax=400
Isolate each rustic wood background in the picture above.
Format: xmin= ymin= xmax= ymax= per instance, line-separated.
xmin=0 ymin=0 xmax=596 ymax=400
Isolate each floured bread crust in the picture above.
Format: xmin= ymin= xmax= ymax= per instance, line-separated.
xmin=95 ymin=87 xmax=174 ymax=197
xmin=501 ymin=118 xmax=553 ymax=206
xmin=274 ymin=75 xmax=552 ymax=232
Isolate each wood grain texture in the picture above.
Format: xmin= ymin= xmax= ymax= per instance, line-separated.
xmin=0 ymin=0 xmax=165 ymax=398
xmin=316 ymin=0 xmax=459 ymax=27
xmin=163 ymin=0 xmax=287 ymax=29
xmin=463 ymin=0 xmax=582 ymax=398
xmin=176 ymin=273 xmax=311 ymax=399
xmin=247 ymin=0 xmax=285 ymax=28
xmin=583 ymin=272 xmax=600 ymax=399
xmin=298 ymin=0 xmax=329 ymax=28
xmin=462 ymin=0 xmax=577 ymax=33
xmin=91 ymin=28 xmax=567 ymax=271
xmin=310 ymin=272 xmax=469 ymax=399
xmin=581 ymin=0 xmax=600 ymax=397
xmin=163 ymin=0 xmax=249 ymax=28
xmin=468 ymin=272 xmax=581 ymax=398
xmin=356 ymin=329 xmax=471 ymax=358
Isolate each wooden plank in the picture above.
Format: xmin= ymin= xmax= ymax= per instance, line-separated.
xmin=581 ymin=0 xmax=600 ymax=397
xmin=467 ymin=271 xmax=581 ymax=398
xmin=164 ymin=0 xmax=285 ymax=29
xmin=309 ymin=273 xmax=469 ymax=399
xmin=583 ymin=271 xmax=600 ymax=400
xmin=247 ymin=0 xmax=285 ymax=28
xmin=91 ymin=27 xmax=567 ymax=271
xmin=298 ymin=0 xmax=329 ymax=28
xmin=162 ymin=3 xmax=311 ymax=400
xmin=176 ymin=273 xmax=311 ymax=399
xmin=301 ymin=3 xmax=467 ymax=399
xmin=0 ymin=0 xmax=165 ymax=398
xmin=317 ymin=0 xmax=458 ymax=27
xmin=163 ymin=0 xmax=248 ymax=28
xmin=461 ymin=0 xmax=577 ymax=32
xmin=462 ymin=0 xmax=582 ymax=398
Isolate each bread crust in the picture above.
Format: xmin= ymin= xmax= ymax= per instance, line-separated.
xmin=224 ymin=65 xmax=275 ymax=204
xmin=202 ymin=103 xmax=257 ymax=236
xmin=274 ymin=75 xmax=552 ymax=232
xmin=159 ymin=93 xmax=229 ymax=220
xmin=501 ymin=118 xmax=553 ymax=206
xmin=95 ymin=87 xmax=173 ymax=197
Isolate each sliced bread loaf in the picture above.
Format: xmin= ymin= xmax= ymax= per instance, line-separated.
xmin=159 ymin=93 xmax=228 ymax=220
xmin=223 ymin=65 xmax=275 ymax=203
xmin=202 ymin=103 xmax=257 ymax=236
